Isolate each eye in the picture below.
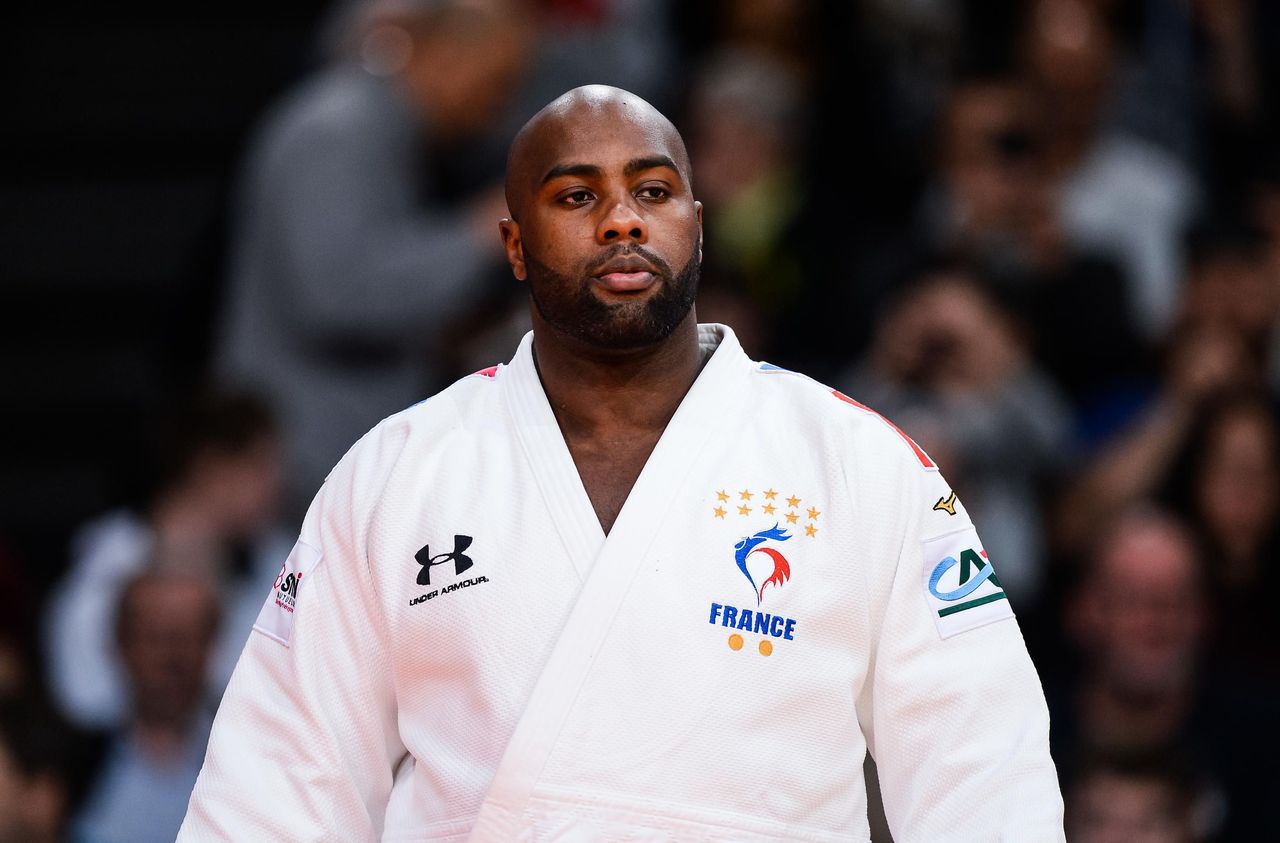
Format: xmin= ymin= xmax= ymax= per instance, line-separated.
xmin=637 ymin=185 xmax=669 ymax=201
xmin=559 ymin=189 xmax=594 ymax=207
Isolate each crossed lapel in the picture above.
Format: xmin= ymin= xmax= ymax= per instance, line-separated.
xmin=474 ymin=325 xmax=753 ymax=838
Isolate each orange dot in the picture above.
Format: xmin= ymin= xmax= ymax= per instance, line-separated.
xmin=758 ymin=640 xmax=773 ymax=656
xmin=728 ymin=634 xmax=744 ymax=651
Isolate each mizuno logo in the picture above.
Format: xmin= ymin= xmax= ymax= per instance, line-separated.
xmin=933 ymin=491 xmax=958 ymax=516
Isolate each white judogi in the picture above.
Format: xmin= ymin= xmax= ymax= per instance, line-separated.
xmin=179 ymin=324 xmax=1064 ymax=842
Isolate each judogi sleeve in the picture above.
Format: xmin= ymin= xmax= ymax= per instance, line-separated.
xmin=178 ymin=426 xmax=406 ymax=841
xmin=854 ymin=445 xmax=1065 ymax=840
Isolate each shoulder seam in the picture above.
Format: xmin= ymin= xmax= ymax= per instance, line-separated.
xmin=830 ymin=390 xmax=938 ymax=471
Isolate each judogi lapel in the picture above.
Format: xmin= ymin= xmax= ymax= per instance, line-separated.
xmin=469 ymin=325 xmax=753 ymax=839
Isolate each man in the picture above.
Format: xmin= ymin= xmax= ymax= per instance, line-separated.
xmin=181 ymin=85 xmax=1063 ymax=840
xmin=44 ymin=391 xmax=287 ymax=729
xmin=75 ymin=571 xmax=221 ymax=843
xmin=1053 ymin=507 xmax=1279 ymax=839
xmin=217 ymin=0 xmax=529 ymax=515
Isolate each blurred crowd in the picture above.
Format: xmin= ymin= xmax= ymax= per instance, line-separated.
xmin=3 ymin=0 xmax=1279 ymax=840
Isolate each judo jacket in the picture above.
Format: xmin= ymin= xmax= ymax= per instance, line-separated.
xmin=180 ymin=324 xmax=1065 ymax=841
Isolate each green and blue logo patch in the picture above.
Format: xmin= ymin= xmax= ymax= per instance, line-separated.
xmin=921 ymin=526 xmax=1014 ymax=638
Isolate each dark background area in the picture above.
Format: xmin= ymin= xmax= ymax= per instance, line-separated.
xmin=2 ymin=3 xmax=328 ymax=594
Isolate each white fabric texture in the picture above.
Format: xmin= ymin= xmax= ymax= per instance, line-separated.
xmin=179 ymin=325 xmax=1063 ymax=841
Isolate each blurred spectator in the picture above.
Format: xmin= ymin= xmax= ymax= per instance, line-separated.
xmin=839 ymin=264 xmax=1070 ymax=605
xmin=1056 ymin=217 xmax=1277 ymax=532
xmin=917 ymin=70 xmax=1144 ymax=405
xmin=1189 ymin=0 xmax=1272 ymax=205
xmin=1178 ymin=221 xmax=1278 ymax=365
xmin=43 ymin=391 xmax=288 ymax=730
xmin=1161 ymin=389 xmax=1280 ymax=682
xmin=1057 ymin=321 xmax=1261 ymax=552
xmin=532 ymin=0 xmax=678 ymax=107
xmin=1053 ymin=506 xmax=1279 ymax=840
xmin=217 ymin=0 xmax=532 ymax=513
xmin=685 ymin=47 xmax=809 ymax=359
xmin=1066 ymin=750 xmax=1201 ymax=843
xmin=0 ymin=696 xmax=91 ymax=843
xmin=1254 ymin=169 xmax=1280 ymax=389
xmin=72 ymin=571 xmax=220 ymax=843
xmin=1060 ymin=510 xmax=1206 ymax=757
xmin=220 ymin=0 xmax=697 ymax=514
xmin=1024 ymin=0 xmax=1200 ymax=338
xmin=714 ymin=0 xmax=816 ymax=83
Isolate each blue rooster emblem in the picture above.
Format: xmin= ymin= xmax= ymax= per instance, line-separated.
xmin=734 ymin=524 xmax=793 ymax=604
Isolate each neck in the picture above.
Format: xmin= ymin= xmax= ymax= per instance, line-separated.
xmin=1080 ymin=677 xmax=1190 ymax=751
xmin=531 ymin=311 xmax=707 ymax=438
xmin=132 ymin=709 xmax=198 ymax=762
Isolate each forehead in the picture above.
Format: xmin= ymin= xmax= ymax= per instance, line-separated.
xmin=1102 ymin=536 xmax=1194 ymax=588
xmin=531 ymin=103 xmax=683 ymax=179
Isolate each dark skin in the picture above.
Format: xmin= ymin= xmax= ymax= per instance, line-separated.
xmin=500 ymin=86 xmax=705 ymax=534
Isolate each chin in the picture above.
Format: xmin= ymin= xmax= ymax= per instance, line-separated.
xmin=529 ymin=251 xmax=701 ymax=351
xmin=572 ymin=310 xmax=688 ymax=351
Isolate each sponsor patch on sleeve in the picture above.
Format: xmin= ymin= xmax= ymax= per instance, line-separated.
xmin=921 ymin=526 xmax=1013 ymax=639
xmin=253 ymin=539 xmax=323 ymax=647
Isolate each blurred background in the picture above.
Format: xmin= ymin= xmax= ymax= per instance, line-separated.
xmin=1 ymin=0 xmax=1278 ymax=840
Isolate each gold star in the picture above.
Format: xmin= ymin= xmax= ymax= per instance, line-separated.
xmin=713 ymin=506 xmax=726 ymax=519
xmin=763 ymin=488 xmax=778 ymax=500
xmin=739 ymin=489 xmax=753 ymax=500
xmin=805 ymin=523 xmax=817 ymax=537
xmin=785 ymin=511 xmax=799 ymax=524
xmin=762 ymin=503 xmax=777 ymax=515
xmin=807 ymin=507 xmax=820 ymax=520
xmin=786 ymin=495 xmax=801 ymax=508
xmin=716 ymin=490 xmax=730 ymax=502
xmin=738 ymin=504 xmax=752 ymax=516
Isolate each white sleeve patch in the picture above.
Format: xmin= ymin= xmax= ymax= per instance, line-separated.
xmin=921 ymin=526 xmax=1014 ymax=639
xmin=253 ymin=539 xmax=323 ymax=647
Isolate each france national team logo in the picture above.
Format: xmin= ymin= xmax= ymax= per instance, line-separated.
xmin=707 ymin=486 xmax=817 ymax=655
xmin=734 ymin=524 xmax=792 ymax=605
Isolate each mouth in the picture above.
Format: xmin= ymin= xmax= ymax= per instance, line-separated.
xmin=591 ymin=257 xmax=660 ymax=293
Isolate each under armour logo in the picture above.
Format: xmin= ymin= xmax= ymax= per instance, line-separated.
xmin=415 ymin=535 xmax=474 ymax=586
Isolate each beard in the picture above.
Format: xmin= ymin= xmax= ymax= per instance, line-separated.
xmin=526 ymin=244 xmax=701 ymax=351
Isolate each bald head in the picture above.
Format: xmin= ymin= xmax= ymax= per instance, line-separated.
xmin=505 ymin=85 xmax=692 ymax=221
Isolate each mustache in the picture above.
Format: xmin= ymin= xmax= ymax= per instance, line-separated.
xmin=586 ymin=245 xmax=673 ymax=278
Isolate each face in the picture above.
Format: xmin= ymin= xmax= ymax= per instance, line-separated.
xmin=1027 ymin=0 xmax=1113 ymax=101
xmin=1089 ymin=526 xmax=1203 ymax=696
xmin=400 ymin=4 xmax=529 ymax=138
xmin=502 ymin=102 xmax=703 ymax=351
xmin=1070 ymin=774 xmax=1191 ymax=843
xmin=943 ymin=83 xmax=1041 ymax=229
xmin=1198 ymin=407 xmax=1279 ymax=543
xmin=118 ymin=578 xmax=218 ymax=725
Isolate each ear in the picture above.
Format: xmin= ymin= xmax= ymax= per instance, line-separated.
xmin=499 ymin=218 xmax=527 ymax=281
xmin=694 ymin=200 xmax=704 ymax=264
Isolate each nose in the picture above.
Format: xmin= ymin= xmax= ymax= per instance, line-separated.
xmin=595 ymin=195 xmax=648 ymax=244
